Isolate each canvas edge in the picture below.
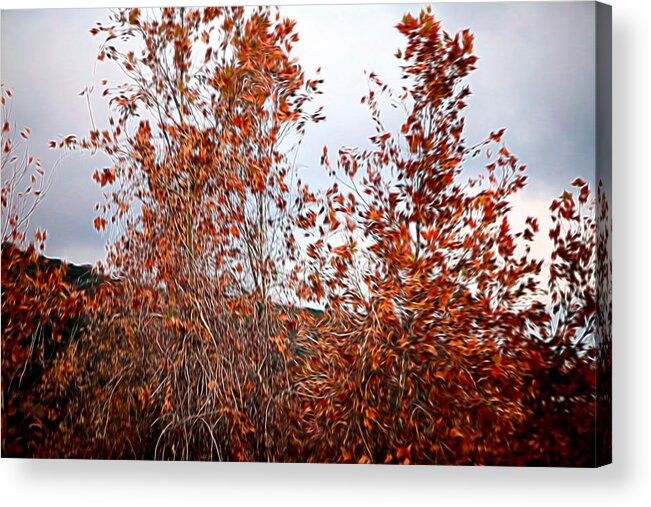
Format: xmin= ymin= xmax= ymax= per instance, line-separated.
xmin=595 ymin=0 xmax=612 ymax=468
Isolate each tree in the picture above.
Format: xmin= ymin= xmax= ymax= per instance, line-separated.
xmin=1 ymin=86 xmax=87 ymax=456
xmin=292 ymin=7 xmax=596 ymax=465
xmin=59 ymin=6 xmax=323 ymax=460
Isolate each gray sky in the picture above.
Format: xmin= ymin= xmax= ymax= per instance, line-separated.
xmin=1 ymin=2 xmax=596 ymax=265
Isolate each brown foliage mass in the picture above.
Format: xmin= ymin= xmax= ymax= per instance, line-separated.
xmin=1 ymin=7 xmax=608 ymax=466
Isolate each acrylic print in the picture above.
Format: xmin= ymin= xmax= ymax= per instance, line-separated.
xmin=1 ymin=2 xmax=611 ymax=466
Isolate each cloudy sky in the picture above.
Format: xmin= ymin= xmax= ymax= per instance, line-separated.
xmin=1 ymin=2 xmax=597 ymax=266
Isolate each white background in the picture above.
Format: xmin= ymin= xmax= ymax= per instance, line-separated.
xmin=0 ymin=0 xmax=649 ymax=505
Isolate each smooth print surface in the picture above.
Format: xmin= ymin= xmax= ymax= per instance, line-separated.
xmin=1 ymin=2 xmax=611 ymax=466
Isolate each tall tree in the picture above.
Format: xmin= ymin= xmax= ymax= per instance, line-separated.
xmin=62 ymin=7 xmax=323 ymax=460
xmin=293 ymin=7 xmax=596 ymax=465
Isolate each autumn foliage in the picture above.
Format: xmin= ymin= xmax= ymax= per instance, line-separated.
xmin=1 ymin=87 xmax=89 ymax=456
xmin=1 ymin=7 xmax=609 ymax=465
xmin=291 ymin=9 xmax=599 ymax=465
